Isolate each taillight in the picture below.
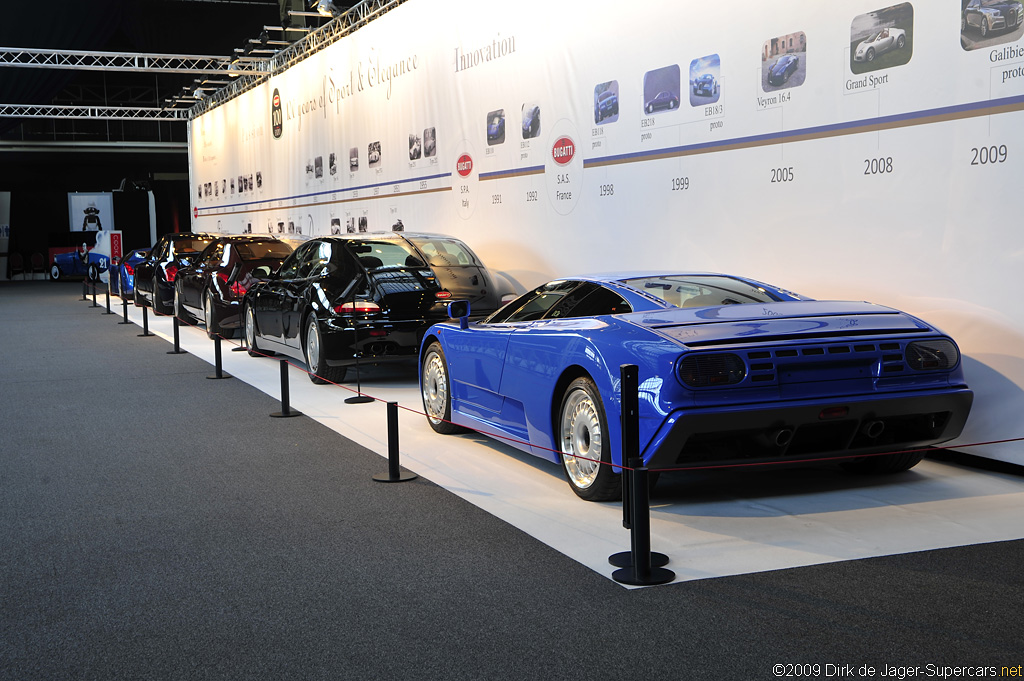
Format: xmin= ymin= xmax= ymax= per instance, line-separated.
xmin=230 ymin=282 xmax=247 ymax=297
xmin=333 ymin=301 xmax=381 ymax=314
xmin=216 ymin=271 xmax=229 ymax=285
xmin=906 ymin=339 xmax=959 ymax=371
xmin=435 ymin=291 xmax=452 ymax=299
xmin=165 ymin=264 xmax=178 ymax=282
xmin=124 ymin=264 xmax=134 ymax=276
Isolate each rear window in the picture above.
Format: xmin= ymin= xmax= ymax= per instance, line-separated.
xmin=621 ymin=275 xmax=780 ymax=308
xmin=406 ymin=237 xmax=479 ymax=267
xmin=172 ymin=237 xmax=214 ymax=255
xmin=347 ymin=240 xmax=420 ymax=269
xmin=237 ymin=241 xmax=293 ymax=260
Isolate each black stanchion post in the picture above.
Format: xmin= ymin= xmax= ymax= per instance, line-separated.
xmin=81 ymin=279 xmax=88 ymax=301
xmin=104 ymin=283 xmax=115 ymax=314
xmin=119 ymin=295 xmax=131 ymax=324
xmin=612 ymin=461 xmax=675 ymax=586
xmin=138 ymin=306 xmax=155 ymax=337
xmin=167 ymin=315 xmax=187 ymax=355
xmin=373 ymin=401 xmax=418 ymax=483
xmin=345 ymin=353 xmax=374 ymax=404
xmin=610 ymin=363 xmax=669 ymax=572
xmin=206 ymin=336 xmax=232 ymax=380
xmin=90 ymin=281 xmax=99 ymax=308
xmin=270 ymin=359 xmax=302 ymax=418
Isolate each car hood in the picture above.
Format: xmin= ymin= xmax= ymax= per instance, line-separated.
xmin=622 ymin=301 xmax=934 ymax=347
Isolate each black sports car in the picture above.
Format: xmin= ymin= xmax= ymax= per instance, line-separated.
xmin=767 ymin=54 xmax=799 ymax=86
xmin=174 ymin=235 xmax=298 ymax=338
xmin=242 ymin=232 xmax=516 ymax=384
xmin=134 ymin=232 xmax=218 ymax=314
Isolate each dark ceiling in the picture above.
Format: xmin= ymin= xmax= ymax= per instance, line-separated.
xmin=0 ymin=0 xmax=341 ymax=188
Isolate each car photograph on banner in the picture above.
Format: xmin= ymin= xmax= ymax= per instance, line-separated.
xmin=642 ymin=65 xmax=681 ymax=115
xmin=762 ymin=32 xmax=807 ymax=92
xmin=688 ymin=54 xmax=721 ymax=105
xmin=850 ymin=3 xmax=914 ymax=73
xmin=419 ymin=273 xmax=973 ymax=501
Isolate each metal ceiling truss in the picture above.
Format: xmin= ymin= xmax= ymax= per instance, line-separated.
xmin=191 ymin=0 xmax=408 ymax=118
xmin=0 ymin=47 xmax=260 ymax=76
xmin=0 ymin=104 xmax=190 ymax=121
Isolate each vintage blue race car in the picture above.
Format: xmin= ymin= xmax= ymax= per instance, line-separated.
xmin=419 ymin=273 xmax=974 ymax=501
xmin=49 ymin=247 xmax=111 ymax=282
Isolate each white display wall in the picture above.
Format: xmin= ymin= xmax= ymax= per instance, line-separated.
xmin=190 ymin=0 xmax=1024 ymax=464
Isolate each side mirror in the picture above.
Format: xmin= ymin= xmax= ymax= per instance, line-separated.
xmin=447 ymin=300 xmax=470 ymax=329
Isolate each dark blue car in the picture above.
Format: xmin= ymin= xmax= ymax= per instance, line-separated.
xmin=768 ymin=54 xmax=799 ymax=86
xmin=110 ymin=248 xmax=151 ymax=297
xmin=419 ymin=273 xmax=973 ymax=501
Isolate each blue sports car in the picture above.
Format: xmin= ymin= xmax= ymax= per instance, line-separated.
xmin=110 ymin=248 xmax=150 ymax=297
xmin=419 ymin=273 xmax=973 ymax=501
xmin=49 ymin=246 xmax=110 ymax=282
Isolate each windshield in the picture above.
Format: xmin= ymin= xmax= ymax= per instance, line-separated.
xmin=621 ymin=275 xmax=781 ymax=308
xmin=406 ymin=237 xmax=480 ymax=267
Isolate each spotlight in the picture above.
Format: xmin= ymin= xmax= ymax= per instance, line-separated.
xmin=194 ymin=88 xmax=204 ymax=99
xmin=316 ymin=0 xmax=339 ymax=17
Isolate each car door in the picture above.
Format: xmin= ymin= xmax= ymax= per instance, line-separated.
xmin=449 ymin=281 xmax=583 ymax=414
xmin=184 ymin=242 xmax=222 ymax=310
xmin=254 ymin=242 xmax=312 ymax=339
xmin=280 ymin=241 xmax=330 ymax=348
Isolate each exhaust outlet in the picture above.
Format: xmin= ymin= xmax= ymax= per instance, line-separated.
xmin=861 ymin=420 xmax=885 ymax=439
xmin=772 ymin=428 xmax=794 ymax=448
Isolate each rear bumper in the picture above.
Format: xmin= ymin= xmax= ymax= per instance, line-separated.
xmin=644 ymin=388 xmax=974 ymax=470
xmin=320 ymin=316 xmax=440 ymax=367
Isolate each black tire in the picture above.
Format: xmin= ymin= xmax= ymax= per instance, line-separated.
xmin=204 ymin=290 xmax=222 ymax=340
xmin=243 ymin=303 xmax=269 ymax=357
xmin=866 ymin=47 xmax=875 ymax=62
xmin=980 ymin=18 xmax=989 ymax=37
xmin=134 ymin=287 xmax=148 ymax=308
xmin=896 ymin=35 xmax=905 ymax=49
xmin=558 ymin=377 xmax=620 ymax=502
xmin=174 ymin=289 xmax=194 ymax=324
xmin=304 ymin=312 xmax=346 ymax=385
xmin=841 ymin=451 xmax=925 ymax=474
xmin=421 ymin=342 xmax=464 ymax=434
xmin=49 ymin=264 xmax=61 ymax=281
xmin=153 ymin=281 xmax=173 ymax=316
xmin=87 ymin=263 xmax=100 ymax=282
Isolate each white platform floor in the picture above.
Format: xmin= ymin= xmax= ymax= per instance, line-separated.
xmin=116 ymin=298 xmax=1024 ymax=587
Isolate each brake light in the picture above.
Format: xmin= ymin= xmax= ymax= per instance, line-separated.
xmin=165 ymin=264 xmax=178 ymax=282
xmin=124 ymin=264 xmax=134 ymax=276
xmin=231 ymin=282 xmax=247 ymax=296
xmin=333 ymin=301 xmax=381 ymax=313
xmin=435 ymin=291 xmax=452 ymax=299
xmin=217 ymin=271 xmax=229 ymax=284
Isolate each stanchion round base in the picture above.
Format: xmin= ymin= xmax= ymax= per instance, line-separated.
xmin=612 ymin=565 xmax=675 ymax=586
xmin=137 ymin=332 xmax=155 ymax=337
xmin=119 ymin=320 xmax=133 ymax=325
xmin=231 ymin=346 xmax=249 ymax=352
xmin=167 ymin=349 xmax=187 ymax=355
xmin=270 ymin=409 xmax=303 ymax=418
xmin=608 ymin=551 xmax=670 ymax=568
xmin=345 ymin=395 xmax=375 ymax=404
xmin=372 ymin=469 xmax=418 ymax=483
xmin=104 ymin=310 xmax=115 ymax=315
xmin=206 ymin=373 xmax=233 ymax=380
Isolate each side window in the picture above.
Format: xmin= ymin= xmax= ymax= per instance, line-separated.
xmin=201 ymin=244 xmax=223 ymax=268
xmin=487 ymin=280 xmax=581 ymax=323
xmin=547 ymin=283 xmax=632 ymax=319
xmin=276 ymin=242 xmax=312 ymax=280
xmin=306 ymin=242 xmax=334 ymax=278
xmin=152 ymin=237 xmax=169 ymax=261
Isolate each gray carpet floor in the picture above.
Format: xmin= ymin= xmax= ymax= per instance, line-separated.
xmin=2 ymin=281 xmax=1022 ymax=680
